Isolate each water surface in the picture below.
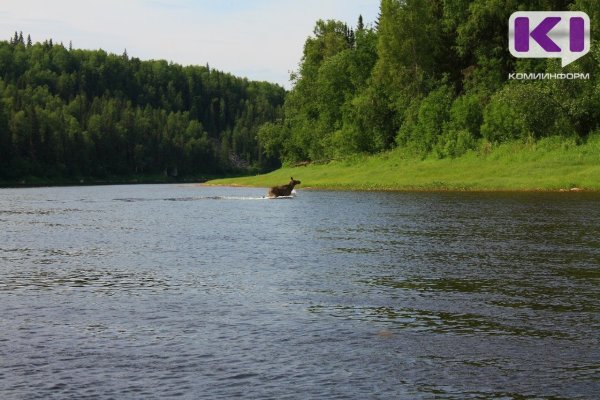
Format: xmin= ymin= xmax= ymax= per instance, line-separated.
xmin=1 ymin=185 xmax=599 ymax=399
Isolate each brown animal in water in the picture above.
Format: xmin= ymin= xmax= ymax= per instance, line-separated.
xmin=268 ymin=177 xmax=301 ymax=198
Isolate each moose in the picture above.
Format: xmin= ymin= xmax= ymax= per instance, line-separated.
xmin=268 ymin=177 xmax=301 ymax=198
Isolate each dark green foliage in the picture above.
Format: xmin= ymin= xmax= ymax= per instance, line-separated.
xmin=274 ymin=18 xmax=379 ymax=162
xmin=0 ymin=37 xmax=285 ymax=180
xmin=436 ymin=94 xmax=483 ymax=157
xmin=257 ymin=0 xmax=600 ymax=164
xmin=4 ymin=0 xmax=600 ymax=176
xmin=481 ymin=82 xmax=575 ymax=142
xmin=397 ymin=84 xmax=454 ymax=154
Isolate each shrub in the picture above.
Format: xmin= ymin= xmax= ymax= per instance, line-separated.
xmin=436 ymin=94 xmax=483 ymax=157
xmin=396 ymin=84 xmax=453 ymax=153
xmin=481 ymin=82 xmax=575 ymax=142
xmin=436 ymin=129 xmax=477 ymax=158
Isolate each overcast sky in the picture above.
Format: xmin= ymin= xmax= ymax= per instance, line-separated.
xmin=0 ymin=0 xmax=380 ymax=88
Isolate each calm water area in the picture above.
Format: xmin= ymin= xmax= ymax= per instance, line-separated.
xmin=0 ymin=184 xmax=599 ymax=399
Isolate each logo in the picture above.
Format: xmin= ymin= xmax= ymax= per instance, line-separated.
xmin=509 ymin=11 xmax=590 ymax=67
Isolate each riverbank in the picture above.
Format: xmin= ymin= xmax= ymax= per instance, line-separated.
xmin=207 ymin=136 xmax=600 ymax=191
xmin=0 ymin=173 xmax=219 ymax=188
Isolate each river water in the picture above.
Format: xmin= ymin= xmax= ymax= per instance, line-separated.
xmin=0 ymin=184 xmax=598 ymax=399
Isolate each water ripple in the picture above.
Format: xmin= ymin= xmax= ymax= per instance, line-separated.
xmin=0 ymin=187 xmax=598 ymax=399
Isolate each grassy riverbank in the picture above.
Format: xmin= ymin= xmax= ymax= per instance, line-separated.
xmin=207 ymin=136 xmax=600 ymax=191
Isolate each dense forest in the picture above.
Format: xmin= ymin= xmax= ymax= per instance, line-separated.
xmin=259 ymin=0 xmax=600 ymax=164
xmin=0 ymin=33 xmax=285 ymax=181
xmin=1 ymin=0 xmax=599 ymax=182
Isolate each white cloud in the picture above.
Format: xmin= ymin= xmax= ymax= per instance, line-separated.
xmin=0 ymin=0 xmax=380 ymax=88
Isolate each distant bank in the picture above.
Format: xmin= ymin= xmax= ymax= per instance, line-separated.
xmin=0 ymin=174 xmax=214 ymax=188
xmin=207 ymin=137 xmax=600 ymax=192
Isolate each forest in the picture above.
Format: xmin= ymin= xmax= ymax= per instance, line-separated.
xmin=0 ymin=33 xmax=285 ymax=181
xmin=1 ymin=0 xmax=600 ymax=183
xmin=259 ymin=0 xmax=600 ymax=164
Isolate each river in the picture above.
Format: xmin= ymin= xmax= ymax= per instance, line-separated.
xmin=1 ymin=184 xmax=598 ymax=399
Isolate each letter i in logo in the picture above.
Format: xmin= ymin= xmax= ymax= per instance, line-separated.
xmin=509 ymin=11 xmax=590 ymax=67
xmin=570 ymin=17 xmax=585 ymax=52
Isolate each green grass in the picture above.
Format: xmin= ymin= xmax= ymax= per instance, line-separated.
xmin=207 ymin=136 xmax=600 ymax=191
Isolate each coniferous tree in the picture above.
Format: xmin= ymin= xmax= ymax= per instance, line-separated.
xmin=0 ymin=33 xmax=285 ymax=181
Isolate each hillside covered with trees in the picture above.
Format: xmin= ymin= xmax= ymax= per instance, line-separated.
xmin=0 ymin=33 xmax=285 ymax=181
xmin=2 ymin=0 xmax=600 ymax=184
xmin=258 ymin=0 xmax=600 ymax=164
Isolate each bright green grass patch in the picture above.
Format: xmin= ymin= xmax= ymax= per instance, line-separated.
xmin=207 ymin=136 xmax=600 ymax=191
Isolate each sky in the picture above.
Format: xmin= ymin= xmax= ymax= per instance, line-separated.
xmin=0 ymin=0 xmax=380 ymax=88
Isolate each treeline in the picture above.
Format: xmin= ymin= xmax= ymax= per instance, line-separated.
xmin=0 ymin=33 xmax=285 ymax=180
xmin=259 ymin=0 xmax=600 ymax=164
xmin=3 ymin=1 xmax=599 ymax=181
